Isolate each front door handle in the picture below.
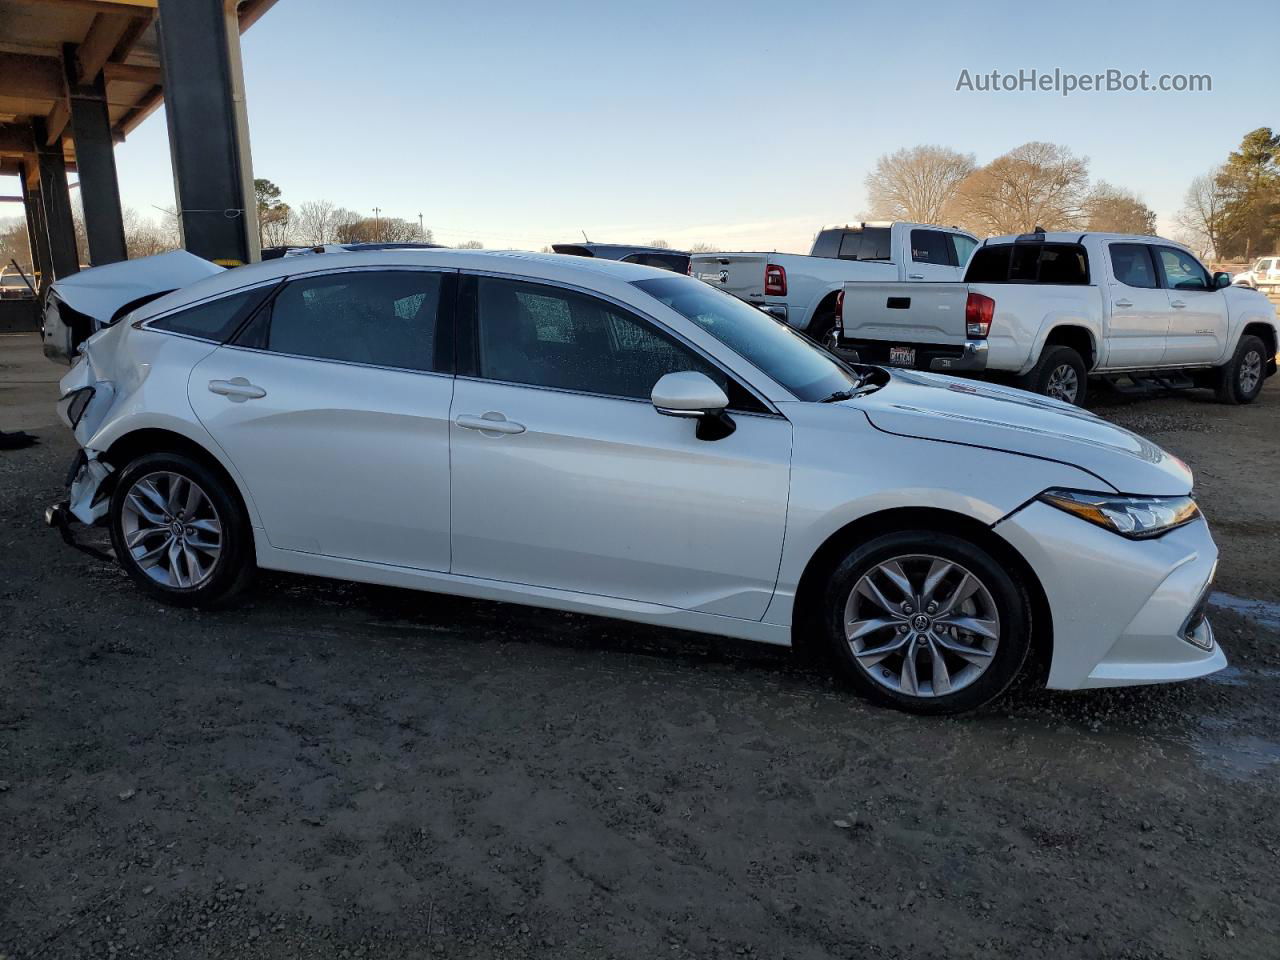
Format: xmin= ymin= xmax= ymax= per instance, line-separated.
xmin=1114 ymin=299 xmax=1134 ymax=308
xmin=907 ymin=273 xmax=925 ymax=280
xmin=1170 ymin=300 xmax=1187 ymax=309
xmin=208 ymin=377 xmax=266 ymax=402
xmin=456 ymin=412 xmax=526 ymax=435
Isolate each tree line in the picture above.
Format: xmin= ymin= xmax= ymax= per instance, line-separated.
xmin=864 ymin=128 xmax=1279 ymax=262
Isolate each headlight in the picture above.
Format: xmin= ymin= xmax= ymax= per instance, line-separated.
xmin=1038 ymin=489 xmax=1200 ymax=539
xmin=58 ymin=385 xmax=95 ymax=429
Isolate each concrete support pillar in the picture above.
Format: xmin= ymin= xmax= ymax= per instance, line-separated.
xmin=156 ymin=0 xmax=259 ymax=265
xmin=64 ymin=44 xmax=128 ymax=266
xmin=19 ymin=161 xmax=50 ymax=289
xmin=31 ymin=119 xmax=79 ymax=280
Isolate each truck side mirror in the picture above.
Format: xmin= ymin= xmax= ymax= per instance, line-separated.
xmin=1213 ymin=272 xmax=1232 ymax=289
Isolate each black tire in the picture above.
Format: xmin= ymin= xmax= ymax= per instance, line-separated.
xmin=108 ymin=451 xmax=255 ymax=608
xmin=1018 ymin=344 xmax=1087 ymax=405
xmin=822 ymin=531 xmax=1033 ymax=715
xmin=1214 ymin=334 xmax=1267 ymax=405
xmin=807 ymin=307 xmax=837 ymax=349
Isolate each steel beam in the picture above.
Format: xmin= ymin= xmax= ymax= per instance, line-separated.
xmin=31 ymin=118 xmax=80 ymax=280
xmin=156 ymin=0 xmax=258 ymax=265
xmin=19 ymin=160 xmax=51 ymax=289
xmin=65 ymin=43 xmax=127 ymax=265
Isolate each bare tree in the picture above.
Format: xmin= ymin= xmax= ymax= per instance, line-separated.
xmin=1083 ymin=183 xmax=1157 ymax=235
xmin=946 ymin=142 xmax=1090 ymax=235
xmin=0 ymin=217 xmax=32 ymax=273
xmin=1174 ymin=168 xmax=1231 ymax=259
xmin=294 ymin=199 xmax=337 ymax=245
xmin=122 ymin=207 xmax=181 ymax=259
xmin=864 ymin=145 xmax=977 ymax=223
xmin=687 ymin=242 xmax=720 ymax=253
xmin=454 ymin=240 xmax=484 ymax=249
xmin=648 ymin=239 xmax=671 ymax=249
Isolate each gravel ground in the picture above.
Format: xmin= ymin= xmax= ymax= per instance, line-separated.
xmin=2 ymin=333 xmax=1279 ymax=959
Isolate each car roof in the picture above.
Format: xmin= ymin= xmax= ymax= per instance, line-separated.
xmin=983 ymin=231 xmax=1191 ymax=249
xmin=128 ymin=248 xmax=680 ymax=322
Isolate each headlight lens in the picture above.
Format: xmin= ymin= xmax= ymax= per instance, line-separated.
xmin=1038 ymin=489 xmax=1200 ymax=539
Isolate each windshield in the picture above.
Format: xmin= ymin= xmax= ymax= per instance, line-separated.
xmin=632 ymin=275 xmax=859 ymax=401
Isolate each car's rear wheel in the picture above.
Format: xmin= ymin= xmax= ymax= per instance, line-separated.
xmin=108 ymin=451 xmax=254 ymax=607
xmin=822 ymin=531 xmax=1033 ymax=714
xmin=1214 ymin=334 xmax=1266 ymax=405
xmin=1019 ymin=345 xmax=1087 ymax=405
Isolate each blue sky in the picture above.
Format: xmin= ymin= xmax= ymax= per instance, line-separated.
xmin=99 ymin=0 xmax=1280 ymax=251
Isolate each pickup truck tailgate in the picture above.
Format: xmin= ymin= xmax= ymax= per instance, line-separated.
xmin=690 ymin=253 xmax=767 ymax=301
xmin=841 ymin=282 xmax=969 ymax=345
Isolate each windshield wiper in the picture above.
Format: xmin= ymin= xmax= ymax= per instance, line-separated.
xmin=819 ymin=389 xmax=857 ymax=403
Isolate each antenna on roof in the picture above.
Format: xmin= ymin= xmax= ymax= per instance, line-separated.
xmin=581 ymin=229 xmax=590 ymax=243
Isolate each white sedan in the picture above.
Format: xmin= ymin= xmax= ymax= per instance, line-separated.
xmin=53 ymin=249 xmax=1224 ymax=714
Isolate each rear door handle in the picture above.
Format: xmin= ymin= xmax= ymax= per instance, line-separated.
xmin=1114 ymin=299 xmax=1134 ymax=308
xmin=907 ymin=273 xmax=925 ymax=280
xmin=1170 ymin=300 xmax=1187 ymax=309
xmin=208 ymin=377 xmax=266 ymax=402
xmin=456 ymin=412 xmax=526 ymax=435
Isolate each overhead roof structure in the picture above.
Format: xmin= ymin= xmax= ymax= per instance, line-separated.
xmin=0 ymin=0 xmax=274 ymax=176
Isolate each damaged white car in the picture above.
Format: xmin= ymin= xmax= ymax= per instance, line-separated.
xmin=50 ymin=249 xmax=1224 ymax=714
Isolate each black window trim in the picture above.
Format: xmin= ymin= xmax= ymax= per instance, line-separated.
xmin=455 ymin=269 xmax=781 ymax=417
xmin=1151 ymin=244 xmax=1213 ymax=293
xmin=963 ymin=241 xmax=1091 ymax=285
xmin=1106 ymin=240 xmax=1160 ymax=290
xmin=215 ymin=265 xmax=460 ymax=377
xmin=136 ymin=277 xmax=284 ymax=344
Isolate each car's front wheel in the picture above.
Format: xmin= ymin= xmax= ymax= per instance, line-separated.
xmin=1214 ymin=334 xmax=1267 ymax=405
xmin=108 ymin=451 xmax=254 ymax=607
xmin=822 ymin=531 xmax=1033 ymax=714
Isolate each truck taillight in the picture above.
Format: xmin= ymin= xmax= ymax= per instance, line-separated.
xmin=764 ymin=263 xmax=787 ymax=296
xmin=965 ymin=292 xmax=994 ymax=338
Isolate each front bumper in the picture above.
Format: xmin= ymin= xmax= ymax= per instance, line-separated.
xmin=994 ymin=502 xmax=1225 ymax=690
xmin=837 ymin=339 xmax=989 ymax=373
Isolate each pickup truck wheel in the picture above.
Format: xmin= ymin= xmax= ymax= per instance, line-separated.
xmin=808 ymin=309 xmax=836 ymax=348
xmin=1214 ymin=334 xmax=1266 ymax=405
xmin=108 ymin=452 xmax=255 ymax=608
xmin=822 ymin=531 xmax=1032 ymax=715
xmin=1020 ymin=345 xmax=1087 ymax=405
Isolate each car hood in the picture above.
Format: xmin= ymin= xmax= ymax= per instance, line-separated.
xmin=849 ymin=369 xmax=1192 ymax=496
xmin=50 ymin=250 xmax=223 ymax=321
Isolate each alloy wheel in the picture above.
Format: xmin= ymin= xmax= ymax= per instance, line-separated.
xmin=1045 ymin=364 xmax=1079 ymax=403
xmin=843 ymin=554 xmax=1001 ymax=698
xmin=1239 ymin=349 xmax=1262 ymax=395
xmin=120 ymin=471 xmax=223 ymax=589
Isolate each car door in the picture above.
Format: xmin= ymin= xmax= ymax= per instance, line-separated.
xmin=1101 ymin=242 xmax=1170 ymax=369
xmin=1154 ymin=246 xmax=1229 ymax=365
xmin=906 ymin=228 xmax=963 ymax=281
xmin=187 ymin=267 xmax=456 ymax=570
xmin=448 ymin=273 xmax=793 ymax=620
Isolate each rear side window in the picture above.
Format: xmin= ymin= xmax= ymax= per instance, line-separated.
xmin=147 ymin=285 xmax=275 ymax=341
xmin=910 ymin=229 xmax=951 ymax=265
xmin=1109 ymin=244 xmax=1158 ymax=289
xmin=964 ymin=243 xmax=1089 ymax=284
xmin=235 ymin=270 xmax=450 ymax=372
xmin=837 ymin=227 xmax=892 ymax=262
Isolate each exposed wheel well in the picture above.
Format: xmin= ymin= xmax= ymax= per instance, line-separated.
xmin=790 ymin=507 xmax=1053 ymax=685
xmin=1241 ymin=321 xmax=1277 ymax=362
xmin=807 ymin=290 xmax=841 ymax=335
xmin=102 ymin=428 xmax=253 ymax=529
xmin=1043 ymin=325 xmax=1096 ymax=371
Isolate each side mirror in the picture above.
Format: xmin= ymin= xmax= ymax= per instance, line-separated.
xmin=1213 ymin=272 xmax=1232 ymax=289
xmin=651 ymin=371 xmax=735 ymax=440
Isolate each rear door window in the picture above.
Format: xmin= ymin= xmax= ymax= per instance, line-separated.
xmin=1109 ymin=244 xmax=1159 ymax=288
xmin=910 ymin=229 xmax=952 ymax=265
xmin=234 ymin=270 xmax=452 ymax=372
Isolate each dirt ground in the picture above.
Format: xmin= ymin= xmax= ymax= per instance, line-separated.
xmin=2 ymin=330 xmax=1279 ymax=960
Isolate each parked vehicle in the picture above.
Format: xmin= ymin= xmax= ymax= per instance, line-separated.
xmin=1 ymin=266 xmax=37 ymax=300
xmin=1231 ymin=256 xmax=1280 ymax=289
xmin=552 ymin=242 xmax=690 ymax=275
xmin=41 ymin=250 xmax=224 ymax=363
xmin=48 ymin=249 xmax=1224 ymax=714
xmin=688 ymin=222 xmax=978 ymax=343
xmin=272 ymin=242 xmax=446 ymax=259
xmin=834 ymin=231 xmax=1279 ymax=405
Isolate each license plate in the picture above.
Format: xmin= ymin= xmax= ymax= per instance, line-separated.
xmin=889 ymin=346 xmax=916 ymax=366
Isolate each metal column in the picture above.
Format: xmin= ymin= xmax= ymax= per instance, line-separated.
xmin=19 ymin=161 xmax=50 ymax=289
xmin=31 ymin=118 xmax=80 ymax=280
xmin=64 ymin=43 xmax=128 ymax=266
xmin=156 ymin=0 xmax=259 ymax=265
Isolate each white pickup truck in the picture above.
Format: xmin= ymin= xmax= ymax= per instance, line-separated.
xmin=833 ymin=231 xmax=1279 ymax=405
xmin=688 ymin=221 xmax=977 ymax=343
